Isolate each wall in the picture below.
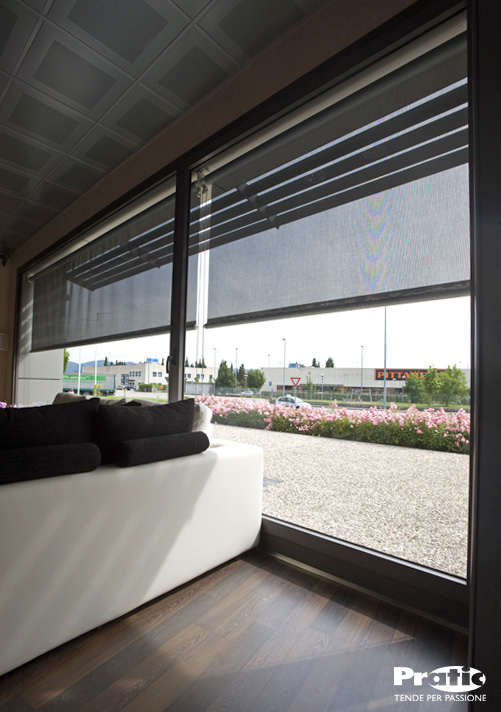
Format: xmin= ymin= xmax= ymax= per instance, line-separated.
xmin=0 ymin=0 xmax=416 ymax=402
xmin=15 ymin=275 xmax=63 ymax=405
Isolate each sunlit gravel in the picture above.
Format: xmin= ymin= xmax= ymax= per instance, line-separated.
xmin=213 ymin=423 xmax=469 ymax=578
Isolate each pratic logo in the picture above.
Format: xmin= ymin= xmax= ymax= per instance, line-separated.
xmin=394 ymin=666 xmax=486 ymax=693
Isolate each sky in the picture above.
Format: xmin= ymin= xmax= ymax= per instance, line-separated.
xmin=69 ymin=296 xmax=471 ymax=371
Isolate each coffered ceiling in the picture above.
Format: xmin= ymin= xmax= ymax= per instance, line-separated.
xmin=0 ymin=0 xmax=329 ymax=256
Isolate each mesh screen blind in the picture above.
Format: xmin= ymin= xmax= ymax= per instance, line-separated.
xmin=31 ymin=192 xmax=198 ymax=351
xmin=190 ymin=35 xmax=470 ymax=327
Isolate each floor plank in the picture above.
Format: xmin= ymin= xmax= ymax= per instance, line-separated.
xmin=0 ymin=549 xmax=468 ymax=712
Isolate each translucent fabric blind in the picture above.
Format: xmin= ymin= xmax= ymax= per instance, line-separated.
xmin=31 ymin=193 xmax=198 ymax=351
xmin=190 ymin=35 xmax=470 ymax=327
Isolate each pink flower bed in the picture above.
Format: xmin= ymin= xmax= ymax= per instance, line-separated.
xmin=197 ymin=395 xmax=470 ymax=454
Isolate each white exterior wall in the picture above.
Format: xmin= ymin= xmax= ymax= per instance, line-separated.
xmin=15 ymin=278 xmax=63 ymax=405
xmin=261 ymin=366 xmax=471 ymax=391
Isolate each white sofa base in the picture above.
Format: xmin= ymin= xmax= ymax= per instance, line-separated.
xmin=0 ymin=439 xmax=263 ymax=676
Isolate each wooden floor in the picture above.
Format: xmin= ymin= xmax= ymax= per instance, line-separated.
xmin=0 ymin=549 xmax=468 ymax=712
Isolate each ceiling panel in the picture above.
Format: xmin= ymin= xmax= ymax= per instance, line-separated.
xmin=49 ymin=0 xmax=190 ymax=76
xmin=72 ymin=127 xmax=140 ymax=171
xmin=48 ymin=157 xmax=106 ymax=192
xmin=0 ymin=127 xmax=63 ymax=174
xmin=102 ymin=85 xmax=180 ymax=143
xmin=0 ymin=0 xmax=331 ymax=256
xmin=0 ymin=82 xmax=93 ymax=149
xmin=17 ymin=26 xmax=131 ymax=116
xmin=0 ymin=0 xmax=39 ymax=74
xmin=28 ymin=181 xmax=81 ymax=211
xmin=142 ymin=27 xmax=239 ymax=110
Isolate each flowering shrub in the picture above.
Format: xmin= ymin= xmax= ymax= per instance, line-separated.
xmin=197 ymin=395 xmax=470 ymax=454
xmin=267 ymin=402 xmax=470 ymax=454
xmin=198 ymin=394 xmax=274 ymax=430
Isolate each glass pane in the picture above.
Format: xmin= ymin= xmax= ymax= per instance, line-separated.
xmin=187 ymin=32 xmax=470 ymax=578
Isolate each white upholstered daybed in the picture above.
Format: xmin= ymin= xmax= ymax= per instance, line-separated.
xmin=0 ymin=428 xmax=263 ymax=675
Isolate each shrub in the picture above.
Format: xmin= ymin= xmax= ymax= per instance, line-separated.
xmin=196 ymin=395 xmax=470 ymax=455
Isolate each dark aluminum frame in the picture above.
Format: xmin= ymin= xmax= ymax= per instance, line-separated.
xmin=165 ymin=0 xmax=471 ymax=631
xmin=467 ymin=0 xmax=501 ymax=704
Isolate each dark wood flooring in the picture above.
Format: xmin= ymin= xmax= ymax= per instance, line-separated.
xmin=0 ymin=549 xmax=468 ymax=712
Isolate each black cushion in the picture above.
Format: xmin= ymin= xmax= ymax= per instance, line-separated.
xmin=0 ymin=443 xmax=101 ymax=485
xmin=0 ymin=399 xmax=100 ymax=450
xmin=95 ymin=398 xmax=195 ymax=463
xmin=114 ymin=431 xmax=210 ymax=467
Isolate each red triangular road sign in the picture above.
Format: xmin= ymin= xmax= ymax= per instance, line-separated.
xmin=291 ymin=377 xmax=301 ymax=386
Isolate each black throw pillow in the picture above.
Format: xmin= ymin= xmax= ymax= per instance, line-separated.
xmin=0 ymin=443 xmax=101 ymax=485
xmin=95 ymin=398 xmax=195 ymax=463
xmin=0 ymin=399 xmax=100 ymax=450
xmin=113 ymin=431 xmax=210 ymax=467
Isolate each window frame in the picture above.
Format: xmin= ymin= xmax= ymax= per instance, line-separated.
xmin=168 ymin=0 xmax=470 ymax=628
xmin=13 ymin=0 xmax=476 ymax=630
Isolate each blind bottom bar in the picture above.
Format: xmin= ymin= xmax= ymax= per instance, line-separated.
xmin=204 ymin=282 xmax=470 ymax=329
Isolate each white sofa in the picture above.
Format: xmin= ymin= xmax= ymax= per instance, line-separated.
xmin=0 ymin=438 xmax=263 ymax=676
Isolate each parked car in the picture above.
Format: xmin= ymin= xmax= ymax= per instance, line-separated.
xmin=240 ymin=390 xmax=254 ymax=396
xmin=275 ymin=395 xmax=312 ymax=408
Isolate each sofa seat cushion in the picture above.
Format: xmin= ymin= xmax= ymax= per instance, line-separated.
xmin=0 ymin=443 xmax=101 ymax=485
xmin=96 ymin=398 xmax=195 ymax=463
xmin=0 ymin=398 xmax=100 ymax=450
xmin=114 ymin=431 xmax=210 ymax=467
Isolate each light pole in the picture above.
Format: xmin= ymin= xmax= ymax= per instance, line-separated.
xmin=361 ymin=344 xmax=364 ymax=402
xmin=383 ymin=307 xmax=387 ymax=409
xmin=268 ymin=354 xmax=270 ymax=368
xmin=235 ymin=347 xmax=238 ymax=384
xmin=321 ymin=373 xmax=324 ymax=401
xmin=213 ymin=347 xmax=216 ymax=393
xmin=282 ymin=338 xmax=286 ymax=396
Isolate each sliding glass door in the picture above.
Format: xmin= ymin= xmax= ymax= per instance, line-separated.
xmin=186 ymin=22 xmax=471 ymax=579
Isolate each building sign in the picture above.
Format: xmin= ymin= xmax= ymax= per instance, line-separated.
xmin=374 ymin=368 xmax=445 ymax=381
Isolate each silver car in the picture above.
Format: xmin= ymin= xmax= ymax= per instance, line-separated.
xmin=275 ymin=395 xmax=312 ymax=408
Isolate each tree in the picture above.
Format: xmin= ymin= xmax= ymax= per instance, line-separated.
xmin=247 ymin=369 xmax=266 ymax=390
xmin=161 ymin=357 xmax=165 ymax=366
xmin=104 ymin=356 xmax=108 ymax=366
xmin=63 ymin=348 xmax=70 ymax=373
xmin=216 ymin=360 xmax=236 ymax=387
xmin=185 ymin=358 xmax=189 ymax=367
xmin=312 ymin=358 xmax=318 ymax=367
xmin=404 ymin=372 xmax=423 ymax=403
xmin=423 ymin=366 xmax=441 ymax=405
xmin=325 ymin=356 xmax=334 ymax=368
xmin=195 ymin=358 xmax=207 ymax=368
xmin=237 ymin=363 xmax=246 ymax=386
xmin=438 ymin=365 xmax=469 ymax=406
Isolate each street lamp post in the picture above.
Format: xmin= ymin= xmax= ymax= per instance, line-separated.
xmin=383 ymin=307 xmax=387 ymax=409
xmin=321 ymin=373 xmax=324 ymax=401
xmin=213 ymin=347 xmax=216 ymax=394
xmin=361 ymin=344 xmax=364 ymax=402
xmin=282 ymin=338 xmax=286 ymax=396
xmin=235 ymin=347 xmax=238 ymax=384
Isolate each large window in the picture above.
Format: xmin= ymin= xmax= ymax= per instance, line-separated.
xmin=16 ymin=178 xmax=188 ymax=405
xmin=187 ymin=22 xmax=470 ymax=578
xmin=13 ymin=9 xmax=473 ymax=627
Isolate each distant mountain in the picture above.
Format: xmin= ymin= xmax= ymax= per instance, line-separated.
xmin=66 ymin=360 xmax=136 ymax=373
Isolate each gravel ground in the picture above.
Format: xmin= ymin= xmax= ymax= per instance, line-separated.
xmin=213 ymin=423 xmax=469 ymax=578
